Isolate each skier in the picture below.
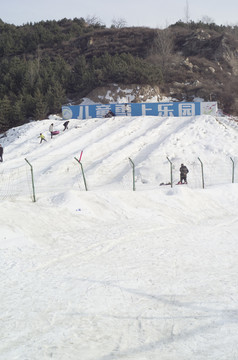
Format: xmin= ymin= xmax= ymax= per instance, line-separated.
xmin=179 ymin=163 xmax=189 ymax=184
xmin=63 ymin=121 xmax=69 ymax=131
xmin=49 ymin=123 xmax=54 ymax=139
xmin=38 ymin=133 xmax=47 ymax=144
xmin=0 ymin=144 xmax=3 ymax=162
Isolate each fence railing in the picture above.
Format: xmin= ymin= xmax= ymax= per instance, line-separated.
xmin=0 ymin=155 xmax=237 ymax=202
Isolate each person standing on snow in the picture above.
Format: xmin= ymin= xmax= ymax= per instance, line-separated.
xmin=179 ymin=164 xmax=189 ymax=184
xmin=0 ymin=144 xmax=3 ymax=162
xmin=49 ymin=123 xmax=54 ymax=139
xmin=124 ymin=103 xmax=128 ymax=116
xmin=38 ymin=133 xmax=47 ymax=144
xmin=63 ymin=121 xmax=69 ymax=131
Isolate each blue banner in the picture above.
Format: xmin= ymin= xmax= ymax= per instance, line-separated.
xmin=62 ymin=102 xmax=217 ymax=120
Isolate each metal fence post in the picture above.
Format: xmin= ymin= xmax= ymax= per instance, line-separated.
xmin=129 ymin=158 xmax=136 ymax=191
xmin=74 ymin=157 xmax=88 ymax=191
xmin=198 ymin=157 xmax=205 ymax=189
xmin=25 ymin=158 xmax=36 ymax=202
xmin=230 ymin=157 xmax=235 ymax=183
xmin=166 ymin=157 xmax=173 ymax=187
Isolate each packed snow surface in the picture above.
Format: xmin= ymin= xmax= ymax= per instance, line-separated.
xmin=0 ymin=114 xmax=238 ymax=359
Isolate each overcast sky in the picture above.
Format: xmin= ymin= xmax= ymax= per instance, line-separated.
xmin=1 ymin=0 xmax=238 ymax=28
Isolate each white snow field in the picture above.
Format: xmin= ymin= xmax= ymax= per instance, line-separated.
xmin=0 ymin=113 xmax=238 ymax=360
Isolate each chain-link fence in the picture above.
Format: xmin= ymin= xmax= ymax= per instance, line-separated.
xmin=0 ymin=155 xmax=237 ymax=201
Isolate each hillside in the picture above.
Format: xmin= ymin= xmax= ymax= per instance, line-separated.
xmin=0 ymin=18 xmax=238 ymax=132
xmin=1 ymin=113 xmax=238 ymax=359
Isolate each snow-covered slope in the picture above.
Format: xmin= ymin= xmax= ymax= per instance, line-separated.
xmin=0 ymin=114 xmax=238 ymax=360
xmin=1 ymin=114 xmax=238 ymax=193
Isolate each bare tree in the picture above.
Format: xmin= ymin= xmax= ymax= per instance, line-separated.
xmin=201 ymin=15 xmax=215 ymax=24
xmin=147 ymin=27 xmax=183 ymax=83
xmin=228 ymin=51 xmax=238 ymax=76
xmin=150 ymin=28 xmax=174 ymax=71
xmin=85 ymin=15 xmax=105 ymax=27
xmin=111 ymin=17 xmax=127 ymax=28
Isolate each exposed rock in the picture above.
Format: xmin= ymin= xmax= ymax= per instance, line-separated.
xmin=82 ymin=83 xmax=162 ymax=104
xmin=208 ymin=67 xmax=216 ymax=73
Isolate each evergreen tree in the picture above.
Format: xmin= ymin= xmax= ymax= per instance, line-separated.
xmin=0 ymin=96 xmax=11 ymax=132
xmin=33 ymin=88 xmax=48 ymax=120
xmin=10 ymin=96 xmax=26 ymax=127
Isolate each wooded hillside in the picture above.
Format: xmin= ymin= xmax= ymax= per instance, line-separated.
xmin=0 ymin=18 xmax=238 ymax=132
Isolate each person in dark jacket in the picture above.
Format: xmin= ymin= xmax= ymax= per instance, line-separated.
xmin=63 ymin=121 xmax=69 ymax=131
xmin=104 ymin=110 xmax=115 ymax=118
xmin=179 ymin=163 xmax=189 ymax=184
xmin=0 ymin=144 xmax=3 ymax=162
xmin=125 ymin=103 xmax=128 ymax=116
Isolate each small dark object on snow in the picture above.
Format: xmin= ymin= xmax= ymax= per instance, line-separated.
xmin=105 ymin=110 xmax=115 ymax=118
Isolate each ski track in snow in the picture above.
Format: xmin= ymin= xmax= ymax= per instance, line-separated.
xmin=1 ymin=213 xmax=238 ymax=360
xmin=0 ymin=114 xmax=238 ymax=359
